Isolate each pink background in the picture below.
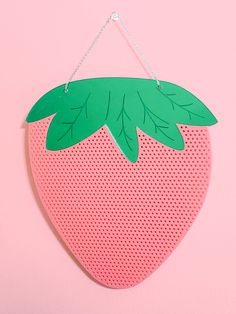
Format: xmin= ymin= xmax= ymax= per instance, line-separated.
xmin=1 ymin=0 xmax=235 ymax=313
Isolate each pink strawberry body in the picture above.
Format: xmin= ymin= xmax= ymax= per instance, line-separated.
xmin=28 ymin=117 xmax=211 ymax=288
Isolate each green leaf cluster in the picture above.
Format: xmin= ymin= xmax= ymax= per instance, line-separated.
xmin=26 ymin=78 xmax=217 ymax=162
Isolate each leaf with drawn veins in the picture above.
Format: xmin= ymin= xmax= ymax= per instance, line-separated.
xmin=26 ymin=77 xmax=217 ymax=162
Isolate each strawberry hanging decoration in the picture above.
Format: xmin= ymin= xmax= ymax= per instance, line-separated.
xmin=26 ymin=13 xmax=217 ymax=288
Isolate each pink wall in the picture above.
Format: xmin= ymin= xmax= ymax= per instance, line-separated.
xmin=1 ymin=0 xmax=235 ymax=313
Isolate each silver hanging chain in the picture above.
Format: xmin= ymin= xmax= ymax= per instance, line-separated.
xmin=64 ymin=12 xmax=160 ymax=93
xmin=117 ymin=13 xmax=160 ymax=87
xmin=64 ymin=15 xmax=112 ymax=93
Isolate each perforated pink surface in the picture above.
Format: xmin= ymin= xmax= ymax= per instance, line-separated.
xmin=27 ymin=117 xmax=211 ymax=288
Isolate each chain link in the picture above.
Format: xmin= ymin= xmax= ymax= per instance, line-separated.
xmin=64 ymin=12 xmax=160 ymax=93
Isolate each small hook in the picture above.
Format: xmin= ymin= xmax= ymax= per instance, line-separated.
xmin=111 ymin=12 xmax=120 ymax=21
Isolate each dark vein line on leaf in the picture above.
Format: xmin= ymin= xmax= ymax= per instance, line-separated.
xmin=157 ymin=89 xmax=204 ymax=120
xmin=57 ymin=93 xmax=91 ymax=142
xmin=137 ymin=91 xmax=169 ymax=124
xmin=116 ymin=94 xmax=133 ymax=151
xmin=105 ymin=91 xmax=111 ymax=120
xmin=181 ymin=103 xmax=194 ymax=107
xmin=137 ymin=91 xmax=174 ymax=141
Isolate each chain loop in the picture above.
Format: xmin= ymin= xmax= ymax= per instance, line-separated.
xmin=64 ymin=12 xmax=160 ymax=93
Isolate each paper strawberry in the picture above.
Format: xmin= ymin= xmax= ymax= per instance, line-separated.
xmin=26 ymin=77 xmax=217 ymax=288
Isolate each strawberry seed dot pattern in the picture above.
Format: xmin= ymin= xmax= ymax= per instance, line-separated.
xmin=28 ymin=117 xmax=211 ymax=288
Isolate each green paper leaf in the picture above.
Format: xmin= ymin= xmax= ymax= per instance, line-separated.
xmin=135 ymin=90 xmax=184 ymax=150
xmin=26 ymin=77 xmax=217 ymax=162
xmin=46 ymin=87 xmax=108 ymax=150
xmin=106 ymin=93 xmax=139 ymax=162
xmin=26 ymin=87 xmax=64 ymax=122
xmin=157 ymin=81 xmax=218 ymax=126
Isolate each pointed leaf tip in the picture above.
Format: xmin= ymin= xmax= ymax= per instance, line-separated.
xmin=157 ymin=81 xmax=218 ymax=127
xmin=26 ymin=85 xmax=65 ymax=123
